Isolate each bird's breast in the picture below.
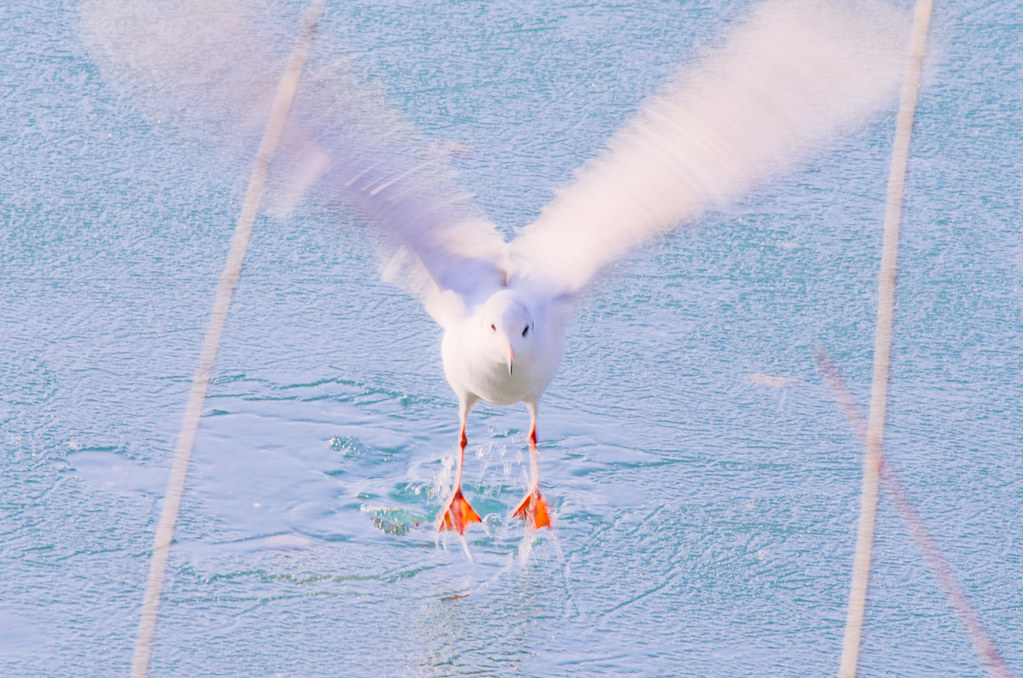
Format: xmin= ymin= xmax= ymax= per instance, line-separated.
xmin=440 ymin=327 xmax=562 ymax=407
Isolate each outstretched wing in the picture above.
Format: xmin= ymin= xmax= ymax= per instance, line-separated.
xmin=510 ymin=0 xmax=911 ymax=297
xmin=80 ymin=0 xmax=509 ymax=325
xmin=274 ymin=53 xmax=511 ymax=324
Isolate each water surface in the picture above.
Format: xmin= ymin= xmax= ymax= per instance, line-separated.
xmin=1 ymin=1 xmax=1021 ymax=676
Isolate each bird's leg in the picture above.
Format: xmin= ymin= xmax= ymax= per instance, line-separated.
xmin=512 ymin=408 xmax=551 ymax=529
xmin=438 ymin=409 xmax=481 ymax=535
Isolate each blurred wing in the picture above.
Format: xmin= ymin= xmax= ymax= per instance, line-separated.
xmin=80 ymin=0 xmax=508 ymax=325
xmin=510 ymin=0 xmax=911 ymax=296
xmin=277 ymin=73 xmax=510 ymax=324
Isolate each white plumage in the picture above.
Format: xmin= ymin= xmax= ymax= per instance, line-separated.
xmin=81 ymin=0 xmax=910 ymax=533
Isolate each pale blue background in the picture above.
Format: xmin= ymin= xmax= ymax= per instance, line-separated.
xmin=1 ymin=1 xmax=1020 ymax=676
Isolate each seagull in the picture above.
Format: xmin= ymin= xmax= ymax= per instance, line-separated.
xmin=325 ymin=0 xmax=909 ymax=534
xmin=83 ymin=0 xmax=910 ymax=534
xmin=437 ymin=287 xmax=563 ymax=532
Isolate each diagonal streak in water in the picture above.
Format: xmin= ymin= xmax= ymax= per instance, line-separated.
xmin=836 ymin=0 xmax=934 ymax=675
xmin=816 ymin=350 xmax=1013 ymax=678
xmin=129 ymin=2 xmax=327 ymax=676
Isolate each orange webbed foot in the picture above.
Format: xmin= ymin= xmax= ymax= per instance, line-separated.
xmin=438 ymin=487 xmax=481 ymax=535
xmin=512 ymin=486 xmax=551 ymax=529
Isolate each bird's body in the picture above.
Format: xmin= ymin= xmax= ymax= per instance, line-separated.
xmin=441 ymin=287 xmax=565 ymax=409
xmin=438 ymin=285 xmax=568 ymax=530
xmin=84 ymin=0 xmax=913 ymax=535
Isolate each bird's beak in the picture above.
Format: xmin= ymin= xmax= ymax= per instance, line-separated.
xmin=507 ymin=346 xmax=515 ymax=376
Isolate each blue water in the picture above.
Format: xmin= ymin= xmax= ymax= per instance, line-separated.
xmin=2 ymin=1 xmax=1021 ymax=676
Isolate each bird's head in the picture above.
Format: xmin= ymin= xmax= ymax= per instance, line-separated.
xmin=479 ymin=290 xmax=534 ymax=376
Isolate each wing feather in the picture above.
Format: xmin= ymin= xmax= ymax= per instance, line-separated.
xmin=81 ymin=0 xmax=509 ymax=326
xmin=511 ymin=0 xmax=911 ymax=296
xmin=280 ymin=96 xmax=510 ymax=323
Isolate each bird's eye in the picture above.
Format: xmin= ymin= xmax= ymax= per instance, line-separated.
xmin=522 ymin=325 xmax=529 ymax=338
xmin=490 ymin=324 xmax=496 ymax=332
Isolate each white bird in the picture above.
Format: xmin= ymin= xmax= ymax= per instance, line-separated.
xmin=437 ymin=287 xmax=565 ymax=531
xmin=82 ymin=0 xmax=910 ymax=534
